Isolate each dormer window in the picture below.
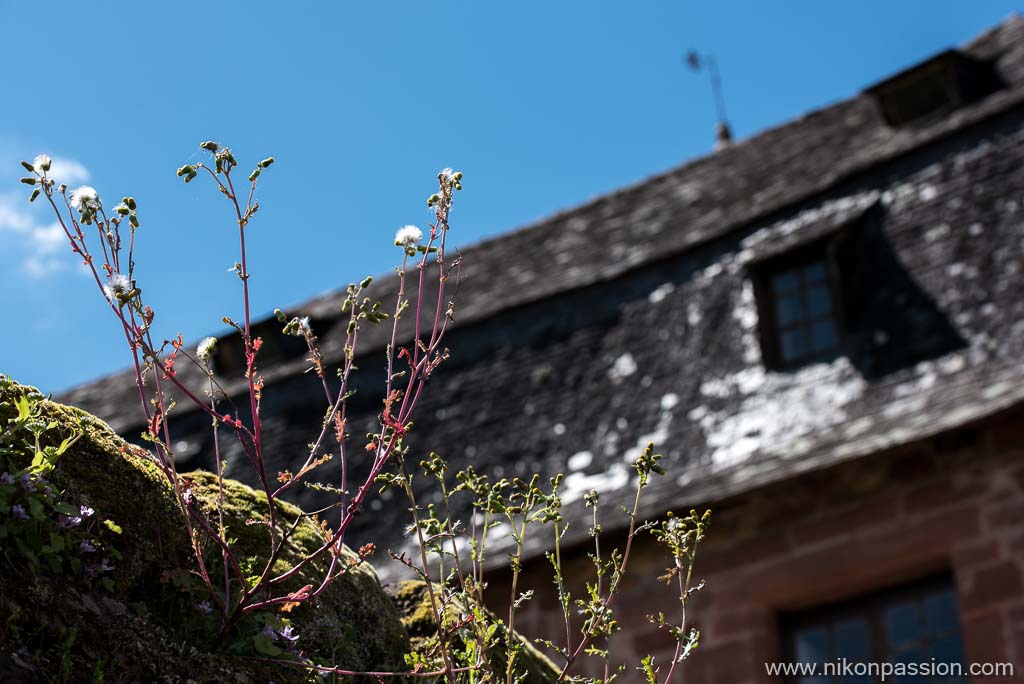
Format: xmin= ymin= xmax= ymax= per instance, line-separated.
xmin=865 ymin=50 xmax=1005 ymax=127
xmin=751 ymin=238 xmax=849 ymax=371
xmin=770 ymin=259 xmax=839 ymax=365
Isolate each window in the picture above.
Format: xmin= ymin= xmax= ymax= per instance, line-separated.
xmin=782 ymin=574 xmax=966 ymax=684
xmin=865 ymin=50 xmax=1004 ymax=127
xmin=752 ymin=241 xmax=845 ymax=370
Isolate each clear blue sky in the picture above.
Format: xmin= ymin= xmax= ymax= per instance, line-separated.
xmin=1 ymin=1 xmax=1018 ymax=394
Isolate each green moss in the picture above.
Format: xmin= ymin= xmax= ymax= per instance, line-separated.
xmin=0 ymin=378 xmax=409 ymax=682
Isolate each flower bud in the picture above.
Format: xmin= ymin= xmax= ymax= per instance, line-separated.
xmin=124 ymin=196 xmax=137 ymax=210
xmin=259 ymin=157 xmax=275 ymax=169
xmin=360 ymin=276 xmax=373 ymax=288
xmin=20 ymin=177 xmax=36 ymax=185
xmin=29 ymin=189 xmax=40 ymax=202
xmin=248 ymin=168 xmax=261 ymax=182
xmin=200 ymin=141 xmax=219 ymax=152
xmin=274 ymin=308 xmax=287 ymax=323
xmin=20 ymin=161 xmax=34 ymax=173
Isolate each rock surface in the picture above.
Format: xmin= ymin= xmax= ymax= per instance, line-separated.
xmin=0 ymin=378 xmax=409 ymax=683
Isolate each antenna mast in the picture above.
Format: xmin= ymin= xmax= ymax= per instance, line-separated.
xmin=686 ymin=50 xmax=733 ymax=148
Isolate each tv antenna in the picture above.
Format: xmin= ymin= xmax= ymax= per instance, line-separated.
xmin=686 ymin=50 xmax=733 ymax=147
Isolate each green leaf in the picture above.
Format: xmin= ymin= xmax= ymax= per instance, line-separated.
xmin=48 ymin=532 xmax=65 ymax=552
xmin=103 ymin=519 xmax=123 ymax=535
xmin=53 ymin=502 xmax=78 ymax=515
xmin=15 ymin=395 xmax=31 ymax=422
xmin=252 ymin=634 xmax=282 ymax=656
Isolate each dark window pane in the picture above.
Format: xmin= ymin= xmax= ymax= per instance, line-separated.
xmin=773 ymin=269 xmax=800 ymax=293
xmin=785 ymin=576 xmax=965 ymax=684
xmin=929 ymin=635 xmax=964 ymax=667
xmin=885 ymin=601 xmax=921 ymax=651
xmin=777 ymin=295 xmax=805 ymax=325
xmin=924 ymin=591 xmax=959 ymax=636
xmin=804 ymin=261 xmax=827 ymax=283
xmin=806 ymin=285 xmax=832 ymax=316
xmin=810 ymin=320 xmax=838 ymax=352
xmin=781 ymin=329 xmax=808 ymax=360
xmin=795 ymin=627 xmax=829 ymax=664
xmin=834 ymin=618 xmax=870 ymax=660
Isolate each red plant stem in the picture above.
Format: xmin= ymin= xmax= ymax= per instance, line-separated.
xmin=244 ymin=657 xmax=477 ymax=679
xmin=208 ymin=373 xmax=231 ymax=616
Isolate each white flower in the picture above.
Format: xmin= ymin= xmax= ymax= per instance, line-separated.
xmin=395 ymin=225 xmax=423 ymax=249
xmin=33 ymin=154 xmax=52 ymax=173
xmin=438 ymin=167 xmax=455 ymax=183
xmin=197 ymin=336 xmax=218 ymax=364
xmin=103 ymin=273 xmax=132 ymax=302
xmin=298 ymin=316 xmax=311 ymax=334
xmin=70 ymin=185 xmax=99 ymax=210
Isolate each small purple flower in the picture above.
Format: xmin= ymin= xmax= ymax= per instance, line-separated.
xmin=79 ymin=505 xmax=94 ymax=518
xmin=18 ymin=474 xmax=33 ymax=491
xmin=195 ymin=601 xmax=213 ymax=615
xmin=99 ymin=558 xmax=114 ymax=573
xmin=79 ymin=540 xmax=96 ymax=553
xmin=0 ymin=471 xmax=15 ymax=485
xmin=42 ymin=486 xmax=54 ymax=499
xmin=262 ymin=624 xmax=277 ymax=640
xmin=10 ymin=504 xmax=29 ymax=520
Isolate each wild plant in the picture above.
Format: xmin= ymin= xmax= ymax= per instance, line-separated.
xmin=17 ymin=149 xmax=708 ymax=682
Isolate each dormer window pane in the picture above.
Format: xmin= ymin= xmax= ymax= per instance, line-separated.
xmin=782 ymin=329 xmax=808 ymax=360
xmin=753 ymin=246 xmax=846 ymax=370
xmin=774 ymin=270 xmax=800 ymax=293
xmin=806 ymin=286 xmax=831 ymax=316
xmin=804 ymin=262 xmax=827 ymax=283
xmin=777 ymin=295 xmax=805 ymax=325
xmin=810 ymin=320 xmax=838 ymax=351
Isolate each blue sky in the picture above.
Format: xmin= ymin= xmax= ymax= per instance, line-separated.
xmin=1 ymin=1 xmax=1018 ymax=394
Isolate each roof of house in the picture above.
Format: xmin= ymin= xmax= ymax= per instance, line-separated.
xmin=57 ymin=16 xmax=1024 ymax=574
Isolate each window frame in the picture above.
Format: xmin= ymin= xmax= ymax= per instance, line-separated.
xmin=750 ymin=238 xmax=847 ymax=371
xmin=779 ymin=572 xmax=965 ymax=684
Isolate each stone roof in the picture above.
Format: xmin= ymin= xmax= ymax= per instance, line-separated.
xmin=58 ymin=16 xmax=1024 ymax=576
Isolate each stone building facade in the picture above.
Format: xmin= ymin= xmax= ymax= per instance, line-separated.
xmin=62 ymin=16 xmax=1024 ymax=682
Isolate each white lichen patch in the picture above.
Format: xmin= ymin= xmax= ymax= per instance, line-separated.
xmin=687 ymin=301 xmax=702 ymax=327
xmin=696 ymin=358 xmax=867 ymax=468
xmin=648 ymin=282 xmax=675 ymax=304
xmin=567 ymin=450 xmax=593 ymax=471
xmin=608 ymin=353 xmax=638 ymax=381
xmin=925 ymin=224 xmax=951 ymax=241
xmin=560 ymin=462 xmax=630 ymax=504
